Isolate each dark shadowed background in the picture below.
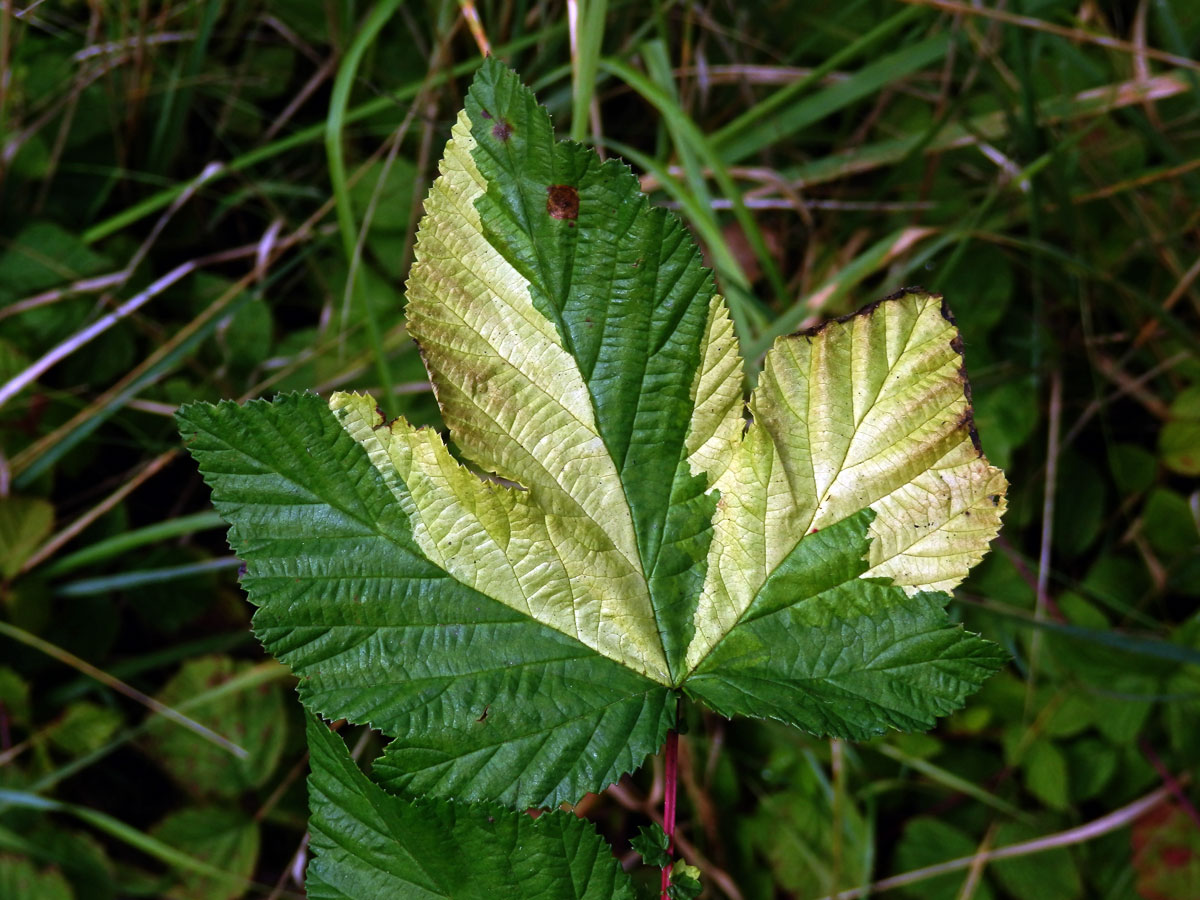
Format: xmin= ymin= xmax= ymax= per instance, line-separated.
xmin=1 ymin=1 xmax=1198 ymax=898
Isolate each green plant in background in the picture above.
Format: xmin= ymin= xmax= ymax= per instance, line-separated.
xmin=3 ymin=2 xmax=1200 ymax=898
xmin=178 ymin=60 xmax=1007 ymax=898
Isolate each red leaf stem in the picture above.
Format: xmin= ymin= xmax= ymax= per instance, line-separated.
xmin=661 ymin=728 xmax=679 ymax=900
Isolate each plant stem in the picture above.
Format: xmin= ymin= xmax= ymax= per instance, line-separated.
xmin=661 ymin=728 xmax=679 ymax=900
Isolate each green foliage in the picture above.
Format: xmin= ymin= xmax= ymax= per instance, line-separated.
xmin=0 ymin=497 xmax=53 ymax=580
xmin=896 ymin=818 xmax=996 ymax=900
xmin=667 ymin=860 xmax=703 ymax=899
xmin=2 ymin=2 xmax=1199 ymax=897
xmin=632 ymin=823 xmax=671 ymax=868
xmin=0 ymin=855 xmax=74 ymax=900
xmin=178 ymin=60 xmax=1005 ymax=893
xmin=140 ymin=656 xmax=287 ymax=797
xmin=304 ymin=717 xmax=635 ymax=900
xmin=150 ymin=807 xmax=259 ymax=900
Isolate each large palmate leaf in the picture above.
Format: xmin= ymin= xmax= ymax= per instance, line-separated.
xmin=178 ymin=58 xmax=1006 ymax=892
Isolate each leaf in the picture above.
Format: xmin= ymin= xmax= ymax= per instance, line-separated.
xmin=1141 ymin=488 xmax=1199 ymax=557
xmin=0 ymin=222 xmax=109 ymax=346
xmin=18 ymin=827 xmax=115 ymax=900
xmin=150 ymin=807 xmax=259 ymax=900
xmin=1160 ymin=385 xmax=1200 ymax=476
xmin=0 ymin=496 xmax=54 ymax=580
xmin=1022 ymin=738 xmax=1069 ymax=811
xmin=894 ymin=818 xmax=995 ymax=900
xmin=140 ymin=656 xmax=286 ymax=797
xmin=631 ymin=823 xmax=671 ymax=868
xmin=748 ymin=769 xmax=873 ymax=896
xmin=304 ymin=716 xmax=635 ymax=900
xmin=1132 ymin=802 xmax=1200 ymax=900
xmin=47 ymin=702 xmax=122 ymax=757
xmin=991 ymin=821 xmax=1081 ymax=900
xmin=178 ymin=60 xmax=1005 ymax=818
xmin=668 ymin=860 xmax=702 ymax=899
xmin=0 ymin=666 xmax=32 ymax=727
xmin=0 ymin=855 xmax=75 ymax=900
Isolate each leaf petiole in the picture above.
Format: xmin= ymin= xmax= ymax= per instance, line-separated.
xmin=661 ymin=725 xmax=679 ymax=899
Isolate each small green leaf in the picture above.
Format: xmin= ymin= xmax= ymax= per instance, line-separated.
xmin=1066 ymin=737 xmax=1118 ymax=802
xmin=1052 ymin=451 xmax=1106 ymax=557
xmin=1141 ymin=488 xmax=1199 ymax=557
xmin=0 ymin=855 xmax=75 ymax=900
xmin=0 ymin=496 xmax=54 ymax=580
xmin=991 ymin=821 xmax=1081 ymax=900
xmin=667 ymin=860 xmax=702 ymax=899
xmin=25 ymin=828 xmax=115 ymax=900
xmin=141 ymin=656 xmax=286 ymax=797
xmin=895 ymin=818 xmax=995 ymax=900
xmin=1161 ymin=386 xmax=1200 ymax=476
xmin=0 ymin=221 xmax=109 ymax=303
xmin=631 ymin=824 xmax=671 ymax=868
xmin=150 ymin=807 xmax=259 ymax=900
xmin=1022 ymin=739 xmax=1069 ymax=811
xmin=47 ymin=702 xmax=122 ymax=757
xmin=749 ymin=759 xmax=873 ymax=895
xmin=1108 ymin=443 xmax=1157 ymax=494
xmin=0 ymin=667 xmax=32 ymax=726
xmin=974 ymin=376 xmax=1037 ymax=470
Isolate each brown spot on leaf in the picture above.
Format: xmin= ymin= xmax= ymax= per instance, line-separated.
xmin=937 ymin=294 xmax=958 ymax=326
xmin=492 ymin=119 xmax=512 ymax=141
xmin=797 ymin=287 xmax=936 ymax=339
xmin=956 ymin=405 xmax=983 ymax=456
xmin=883 ymin=285 xmax=928 ymax=302
xmin=546 ymin=184 xmax=579 ymax=220
xmin=477 ymin=705 xmax=490 ymax=723
xmin=480 ymin=108 xmax=493 ymax=119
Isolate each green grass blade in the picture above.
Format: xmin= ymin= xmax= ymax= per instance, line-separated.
xmin=569 ymin=0 xmax=608 ymax=141
xmin=56 ymin=557 xmax=240 ymax=597
xmin=0 ymin=621 xmax=248 ymax=758
xmin=81 ymin=29 xmax=556 ymax=246
xmin=601 ymin=55 xmax=791 ymax=311
xmin=713 ymin=28 xmax=949 ymax=164
xmin=599 ymin=135 xmax=762 ymax=346
xmin=872 ymin=740 xmax=1030 ymax=822
xmin=326 ymin=0 xmax=406 ymax=413
xmin=43 ymin=511 xmax=226 ymax=577
xmin=969 ymin=600 xmax=1200 ymax=669
xmin=0 ymin=790 xmax=279 ymax=894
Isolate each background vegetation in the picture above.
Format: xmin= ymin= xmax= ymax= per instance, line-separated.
xmin=1 ymin=1 xmax=1198 ymax=897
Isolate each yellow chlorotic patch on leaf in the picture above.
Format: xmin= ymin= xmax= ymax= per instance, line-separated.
xmin=684 ymin=293 xmax=1007 ymax=672
xmin=331 ymin=391 xmax=667 ymax=683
